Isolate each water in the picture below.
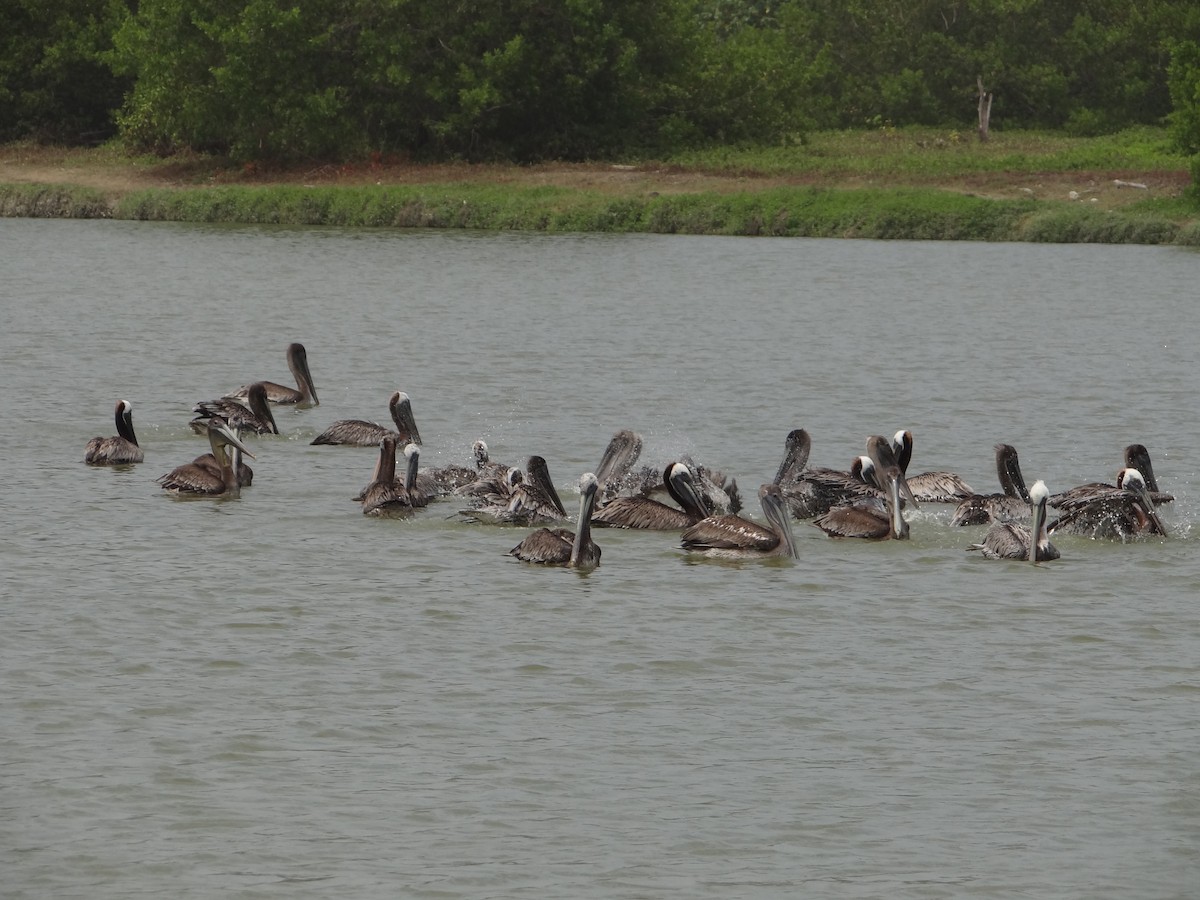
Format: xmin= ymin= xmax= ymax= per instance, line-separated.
xmin=3 ymin=219 xmax=1199 ymax=898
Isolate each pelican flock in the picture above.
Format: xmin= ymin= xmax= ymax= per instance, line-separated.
xmin=85 ymin=341 xmax=1183 ymax=569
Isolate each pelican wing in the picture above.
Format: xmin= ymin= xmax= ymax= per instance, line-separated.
xmin=311 ymin=419 xmax=391 ymax=446
xmin=812 ymin=501 xmax=891 ymax=539
xmin=906 ymin=471 xmax=975 ymax=503
xmin=592 ymin=497 xmax=695 ymax=530
xmin=85 ymin=436 xmax=144 ymax=465
xmin=950 ymin=494 xmax=1030 ymax=526
xmin=509 ymin=528 xmax=574 ymax=564
xmin=158 ymin=463 xmax=224 ymax=494
xmin=681 ymin=515 xmax=779 ymax=553
xmin=969 ymin=522 xmax=1032 ymax=559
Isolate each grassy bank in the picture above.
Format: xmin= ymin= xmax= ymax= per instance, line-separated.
xmin=2 ymin=127 xmax=1198 ymax=243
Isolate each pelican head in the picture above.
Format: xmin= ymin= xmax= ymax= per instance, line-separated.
xmin=402 ymin=442 xmax=421 ymax=490
xmin=473 ymin=440 xmax=490 ymax=468
xmin=774 ymin=429 xmax=812 ymax=485
xmin=1117 ymin=468 xmax=1168 ymax=536
xmin=206 ymin=416 xmax=256 ymax=471
xmin=389 ymin=391 xmax=422 ymax=445
xmin=866 ymin=435 xmax=919 ymax=510
xmin=665 ymin=461 xmax=709 ymax=520
xmin=759 ymin=482 xmax=799 ymax=558
xmin=569 ymin=473 xmax=602 ymax=569
xmin=891 ymin=429 xmax=914 ymax=473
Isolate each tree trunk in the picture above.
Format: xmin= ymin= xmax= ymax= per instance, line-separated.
xmin=977 ymin=77 xmax=993 ymax=143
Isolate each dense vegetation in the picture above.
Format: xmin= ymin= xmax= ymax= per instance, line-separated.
xmin=5 ymin=0 xmax=1200 ymax=169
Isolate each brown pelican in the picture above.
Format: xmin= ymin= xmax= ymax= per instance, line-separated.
xmin=84 ymin=400 xmax=144 ymax=465
xmin=1049 ymin=468 xmax=1168 ymax=540
xmin=460 ymin=456 xmax=566 ymax=525
xmin=774 ymin=429 xmax=882 ymax=519
xmin=361 ymin=437 xmax=428 ymax=516
xmin=311 ymin=391 xmax=422 ymax=446
xmin=592 ymin=461 xmax=711 ymax=529
xmin=422 ymin=440 xmax=496 ymax=494
xmin=158 ymin=417 xmax=255 ymax=496
xmin=968 ymin=480 xmax=1059 ymax=562
xmin=455 ymin=463 xmax=521 ymax=506
xmin=593 ymin=429 xmax=738 ymax=515
xmin=594 ymin=429 xmax=645 ymax=499
xmin=812 ymin=436 xmax=918 ymax=540
xmin=1050 ymin=444 xmax=1174 ymax=509
xmin=950 ymin=443 xmax=1031 ymax=526
xmin=225 ymin=342 xmax=318 ymax=406
xmin=680 ymin=483 xmax=798 ymax=559
xmin=191 ymin=382 xmax=279 ymax=435
xmin=891 ymin=430 xmax=975 ymax=502
xmin=509 ymin=473 xmax=602 ymax=569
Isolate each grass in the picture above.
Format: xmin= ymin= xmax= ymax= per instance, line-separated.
xmin=2 ymin=127 xmax=1197 ymax=243
xmin=665 ymin=126 xmax=1189 ymax=178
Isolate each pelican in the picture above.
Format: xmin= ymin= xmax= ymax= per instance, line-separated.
xmin=968 ymin=480 xmax=1059 ymax=561
xmin=593 ymin=429 xmax=738 ymax=515
xmin=950 ymin=443 xmax=1031 ymax=526
xmin=594 ymin=429 xmax=645 ymax=499
xmin=592 ymin=461 xmax=710 ymax=529
xmin=225 ymin=342 xmax=318 ymax=406
xmin=812 ymin=436 xmax=918 ymax=540
xmin=158 ymin=417 xmax=255 ymax=496
xmin=773 ymin=429 xmax=879 ymax=519
xmin=361 ymin=437 xmax=428 ymax=516
xmin=1050 ymin=444 xmax=1174 ymax=509
xmin=422 ymin=440 xmax=495 ymax=494
xmin=680 ymin=483 xmax=798 ymax=559
xmin=311 ymin=390 xmax=422 ymax=446
xmin=891 ymin=430 xmax=975 ymax=502
xmin=191 ymin=382 xmax=279 ymax=435
xmin=460 ymin=456 xmax=565 ymax=525
xmin=509 ymin=473 xmax=602 ymax=569
xmin=1049 ymin=468 xmax=1167 ymax=540
xmin=502 ymin=456 xmax=567 ymax=524
xmin=84 ymin=400 xmax=144 ymax=465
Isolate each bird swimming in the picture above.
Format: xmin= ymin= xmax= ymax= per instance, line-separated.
xmin=1048 ymin=468 xmax=1168 ymax=541
xmin=680 ymin=482 xmax=798 ymax=559
xmin=773 ymin=429 xmax=880 ymax=519
xmin=950 ymin=443 xmax=1031 ymax=526
xmin=360 ymin=436 xmax=429 ymax=516
xmin=968 ymin=479 xmax=1059 ymax=561
xmin=191 ymin=382 xmax=280 ymax=436
xmin=593 ymin=428 xmax=739 ymax=515
xmin=592 ymin=461 xmax=711 ymax=529
xmin=84 ymin=400 xmax=144 ymax=465
xmin=509 ymin=473 xmax=602 ymax=569
xmin=312 ymin=390 xmax=422 ymax=446
xmin=1050 ymin=444 xmax=1174 ymax=509
xmin=225 ymin=342 xmax=318 ymax=406
xmin=812 ymin=436 xmax=918 ymax=540
xmin=158 ymin=417 xmax=255 ymax=496
xmin=460 ymin=456 xmax=566 ymax=525
xmin=891 ymin=429 xmax=975 ymax=502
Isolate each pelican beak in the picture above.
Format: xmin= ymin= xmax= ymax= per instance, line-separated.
xmin=1030 ymin=496 xmax=1046 ymax=563
xmin=215 ymin=419 xmax=256 ymax=459
xmin=1132 ymin=483 xmax=1168 ymax=537
xmin=866 ymin=435 xmax=918 ymax=510
xmin=887 ymin=470 xmax=909 ymax=539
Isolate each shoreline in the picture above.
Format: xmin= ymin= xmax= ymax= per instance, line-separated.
xmin=2 ymin=143 xmax=1197 ymax=244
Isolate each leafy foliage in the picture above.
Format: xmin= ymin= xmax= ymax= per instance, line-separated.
xmin=0 ymin=0 xmax=129 ymax=142
xmin=6 ymin=0 xmax=1200 ymax=166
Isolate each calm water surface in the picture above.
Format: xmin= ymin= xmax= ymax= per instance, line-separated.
xmin=2 ymin=220 xmax=1199 ymax=898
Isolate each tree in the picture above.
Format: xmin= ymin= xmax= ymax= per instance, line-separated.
xmin=0 ymin=0 xmax=130 ymax=143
